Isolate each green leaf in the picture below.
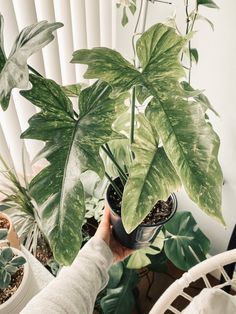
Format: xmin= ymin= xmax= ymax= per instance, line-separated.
xmin=193 ymin=13 xmax=215 ymax=31
xmin=107 ymin=262 xmax=124 ymax=289
xmin=129 ymin=3 xmax=136 ymax=15
xmin=0 ymin=15 xmax=10 ymax=110
xmin=127 ymin=230 xmax=165 ymax=269
xmin=190 ymin=48 xmax=199 ymax=63
xmin=147 ymin=249 xmax=168 ymax=273
xmin=71 ymin=48 xmax=138 ymax=98
xmin=11 ymin=256 xmax=26 ymax=267
xmin=1 ymin=247 xmax=13 ymax=262
xmin=0 ymin=228 xmax=7 ymax=240
xmin=5 ymin=265 xmax=18 ymax=275
xmin=146 ymin=97 xmax=224 ymax=224
xmin=122 ymin=7 xmax=129 ymax=27
xmin=197 ymin=0 xmax=219 ymax=9
xmin=0 ymin=269 xmax=11 ymax=289
xmin=100 ymin=266 xmax=138 ymax=314
xmin=21 ymin=76 xmax=125 ymax=265
xmin=72 ymin=22 xmax=224 ymax=228
xmin=121 ymin=115 xmax=181 ymax=232
xmin=0 ymin=16 xmax=63 ymax=110
xmin=181 ymin=81 xmax=219 ymax=117
xmin=61 ymin=83 xmax=85 ymax=97
xmin=164 ymin=211 xmax=210 ymax=270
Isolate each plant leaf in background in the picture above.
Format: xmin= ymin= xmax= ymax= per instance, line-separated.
xmin=0 ymin=15 xmax=63 ymax=110
xmin=197 ymin=0 xmax=219 ymax=9
xmin=180 ymin=81 xmax=219 ymax=117
xmin=21 ymin=76 xmax=126 ymax=265
xmin=107 ymin=262 xmax=124 ymax=289
xmin=0 ymin=229 xmax=7 ymax=241
xmin=190 ymin=48 xmax=199 ymax=63
xmin=0 ymin=15 xmax=10 ymax=110
xmin=100 ymin=261 xmax=138 ymax=314
xmin=190 ymin=11 xmax=215 ymax=31
xmin=147 ymin=249 xmax=168 ymax=273
xmin=121 ymin=114 xmax=181 ymax=232
xmin=72 ymin=22 xmax=224 ymax=229
xmin=164 ymin=211 xmax=210 ymax=271
xmin=61 ymin=83 xmax=85 ymax=97
xmin=127 ymin=230 xmax=165 ymax=269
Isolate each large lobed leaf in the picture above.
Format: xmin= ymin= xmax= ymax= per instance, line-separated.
xmin=21 ymin=75 xmax=125 ymax=265
xmin=0 ymin=15 xmax=63 ymax=110
xmin=164 ymin=211 xmax=210 ymax=270
xmin=121 ymin=114 xmax=181 ymax=232
xmin=72 ymin=22 xmax=224 ymax=231
xmin=146 ymin=97 xmax=224 ymax=224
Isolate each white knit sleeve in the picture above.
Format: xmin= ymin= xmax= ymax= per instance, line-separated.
xmin=21 ymin=237 xmax=113 ymax=314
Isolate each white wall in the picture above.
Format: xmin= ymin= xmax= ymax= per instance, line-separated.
xmin=116 ymin=0 xmax=236 ymax=254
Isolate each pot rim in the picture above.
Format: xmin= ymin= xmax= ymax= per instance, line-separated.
xmin=106 ymin=178 xmax=178 ymax=228
xmin=0 ymin=212 xmax=13 ymax=234
xmin=0 ymin=247 xmax=30 ymax=310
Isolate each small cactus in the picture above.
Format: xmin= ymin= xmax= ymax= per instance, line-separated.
xmin=0 ymin=229 xmax=26 ymax=290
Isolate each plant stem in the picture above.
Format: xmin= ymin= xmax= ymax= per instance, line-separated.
xmin=28 ymin=65 xmax=43 ymax=77
xmin=130 ymin=0 xmax=147 ymax=150
xmin=105 ymin=172 xmax=122 ymax=198
xmin=130 ymin=87 xmax=136 ymax=145
xmin=101 ymin=145 xmax=127 ymax=184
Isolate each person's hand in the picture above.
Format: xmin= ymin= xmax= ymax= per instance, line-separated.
xmin=95 ymin=204 xmax=133 ymax=263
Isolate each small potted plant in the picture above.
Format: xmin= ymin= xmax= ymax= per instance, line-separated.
xmin=0 ymin=229 xmax=30 ymax=314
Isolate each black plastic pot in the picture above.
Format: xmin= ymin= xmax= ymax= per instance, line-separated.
xmin=106 ymin=180 xmax=177 ymax=250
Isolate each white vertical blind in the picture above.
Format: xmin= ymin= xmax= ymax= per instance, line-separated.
xmin=112 ymin=0 xmax=117 ymax=49
xmin=85 ymin=0 xmax=100 ymax=48
xmin=99 ymin=0 xmax=112 ymax=48
xmin=70 ymin=0 xmax=88 ymax=83
xmin=53 ymin=0 xmax=76 ymax=85
xmin=0 ymin=125 xmax=14 ymax=169
xmin=0 ymin=99 xmax=31 ymax=175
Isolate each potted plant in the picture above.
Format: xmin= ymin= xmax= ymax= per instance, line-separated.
xmin=0 ymin=0 xmax=224 ymax=266
xmin=0 ymin=230 xmax=31 ymax=314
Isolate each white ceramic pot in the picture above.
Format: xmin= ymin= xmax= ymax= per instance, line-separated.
xmin=0 ymin=248 xmax=32 ymax=314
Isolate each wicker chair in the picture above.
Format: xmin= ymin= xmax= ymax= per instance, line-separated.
xmin=149 ymin=248 xmax=236 ymax=313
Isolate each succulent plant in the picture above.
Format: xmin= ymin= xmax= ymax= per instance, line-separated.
xmin=0 ymin=230 xmax=26 ymax=290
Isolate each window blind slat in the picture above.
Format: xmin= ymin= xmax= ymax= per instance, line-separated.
xmin=53 ymin=0 xmax=76 ymax=85
xmin=99 ymin=0 xmax=112 ymax=48
xmin=0 ymin=99 xmax=31 ymax=175
xmin=0 ymin=125 xmax=15 ymax=170
xmin=112 ymin=0 xmax=117 ymax=49
xmin=85 ymin=0 xmax=101 ymax=48
xmin=12 ymin=91 xmax=43 ymax=161
xmin=70 ymin=0 xmax=88 ymax=83
xmin=34 ymin=0 xmax=62 ymax=84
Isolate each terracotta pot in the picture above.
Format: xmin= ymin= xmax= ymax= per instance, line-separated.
xmin=0 ymin=248 xmax=32 ymax=314
xmin=106 ymin=178 xmax=177 ymax=249
xmin=0 ymin=212 xmax=20 ymax=250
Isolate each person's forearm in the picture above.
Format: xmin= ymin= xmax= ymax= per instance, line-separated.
xmin=21 ymin=237 xmax=113 ymax=314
